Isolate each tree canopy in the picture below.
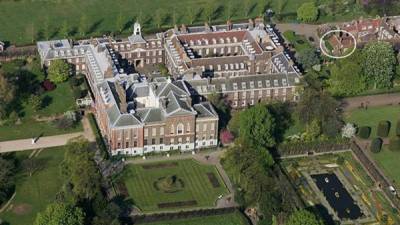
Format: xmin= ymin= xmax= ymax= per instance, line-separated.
xmin=286 ymin=209 xmax=324 ymax=225
xmin=238 ymin=104 xmax=276 ymax=148
xmin=34 ymin=202 xmax=85 ymax=225
xmin=61 ymin=140 xmax=102 ymax=200
xmin=362 ymin=41 xmax=396 ymax=89
xmin=48 ymin=59 xmax=70 ymax=83
xmin=0 ymin=157 xmax=15 ymax=204
xmin=297 ymin=48 xmax=320 ymax=70
xmin=0 ymin=71 xmax=16 ymax=118
xmin=297 ymin=2 xmax=319 ymax=22
xmin=327 ymin=51 xmax=366 ymax=96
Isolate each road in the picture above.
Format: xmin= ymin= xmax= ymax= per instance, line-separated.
xmin=0 ymin=116 xmax=96 ymax=153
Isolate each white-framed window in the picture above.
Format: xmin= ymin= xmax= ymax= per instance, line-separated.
xmin=177 ymin=123 xmax=184 ymax=135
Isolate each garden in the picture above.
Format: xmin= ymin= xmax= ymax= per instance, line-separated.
xmin=137 ymin=211 xmax=249 ymax=225
xmin=0 ymin=147 xmax=66 ymax=225
xmin=115 ymin=159 xmax=228 ymax=212
xmin=282 ymin=152 xmax=400 ymax=224
xmin=0 ymin=58 xmax=86 ymax=141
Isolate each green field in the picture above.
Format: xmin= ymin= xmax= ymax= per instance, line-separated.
xmin=119 ymin=159 xmax=229 ymax=212
xmin=283 ymin=30 xmax=313 ymax=52
xmin=0 ymin=0 xmax=367 ymax=46
xmin=371 ymin=147 xmax=400 ymax=189
xmin=345 ymin=105 xmax=400 ymax=138
xmin=0 ymin=147 xmax=65 ymax=225
xmin=138 ymin=211 xmax=249 ymax=225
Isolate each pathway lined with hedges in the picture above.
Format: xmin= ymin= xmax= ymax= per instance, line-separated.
xmin=342 ymin=93 xmax=400 ymax=111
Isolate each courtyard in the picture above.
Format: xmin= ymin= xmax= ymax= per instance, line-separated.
xmin=116 ymin=159 xmax=229 ymax=212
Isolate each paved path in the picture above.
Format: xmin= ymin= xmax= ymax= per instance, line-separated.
xmin=341 ymin=93 xmax=400 ymax=111
xmin=126 ymin=149 xmax=238 ymax=208
xmin=0 ymin=116 xmax=96 ymax=153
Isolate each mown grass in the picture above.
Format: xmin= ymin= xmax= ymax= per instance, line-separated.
xmin=0 ymin=147 xmax=65 ymax=225
xmin=0 ymin=0 xmax=367 ymax=46
xmin=138 ymin=211 xmax=249 ymax=225
xmin=120 ymin=159 xmax=228 ymax=212
xmin=345 ymin=105 xmax=400 ymax=139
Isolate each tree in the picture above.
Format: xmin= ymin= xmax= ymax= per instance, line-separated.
xmin=342 ymin=123 xmax=356 ymax=138
xmin=154 ymin=8 xmax=165 ymax=28
xmin=362 ymin=41 xmax=396 ymax=89
xmin=34 ymin=202 xmax=85 ymax=225
xmin=29 ymin=95 xmax=42 ymax=112
xmin=220 ymin=129 xmax=234 ymax=145
xmin=60 ymin=21 xmax=70 ymax=39
xmin=186 ymin=5 xmax=201 ymax=25
xmin=0 ymin=72 xmax=16 ymax=119
xmin=204 ymin=3 xmax=216 ymax=24
xmin=21 ymin=158 xmax=43 ymax=177
xmin=208 ymin=92 xmax=230 ymax=129
xmin=243 ymin=0 xmax=252 ymax=17
xmin=297 ymin=48 xmax=320 ymax=70
xmin=297 ymin=2 xmax=319 ymax=22
xmin=328 ymin=51 xmax=366 ymax=96
xmin=61 ymin=140 xmax=102 ymax=200
xmin=48 ymin=59 xmax=69 ymax=83
xmin=0 ymin=157 xmax=15 ymax=204
xmin=78 ymin=15 xmax=89 ymax=36
xmin=225 ymin=2 xmax=234 ymax=21
xmin=116 ymin=11 xmax=125 ymax=34
xmin=286 ymin=209 xmax=324 ymax=225
xmin=238 ymin=104 xmax=276 ymax=148
xmin=26 ymin=22 xmax=36 ymax=43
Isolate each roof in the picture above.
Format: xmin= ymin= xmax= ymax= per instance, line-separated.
xmin=164 ymin=92 xmax=195 ymax=116
xmin=193 ymin=102 xmax=218 ymax=119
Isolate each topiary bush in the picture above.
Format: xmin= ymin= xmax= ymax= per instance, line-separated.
xmin=388 ymin=137 xmax=400 ymax=151
xmin=358 ymin=126 xmax=371 ymax=139
xmin=377 ymin=121 xmax=391 ymax=137
xmin=396 ymin=120 xmax=400 ymax=137
xmin=370 ymin=138 xmax=383 ymax=153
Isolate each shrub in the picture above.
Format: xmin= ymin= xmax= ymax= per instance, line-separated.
xmin=370 ymin=138 xmax=383 ymax=153
xmin=42 ymin=79 xmax=55 ymax=91
xmin=377 ymin=121 xmax=391 ymax=137
xmin=388 ymin=137 xmax=400 ymax=151
xmin=358 ymin=126 xmax=371 ymax=139
xmin=73 ymin=87 xmax=87 ymax=99
xmin=54 ymin=116 xmax=75 ymax=130
xmin=396 ymin=121 xmax=400 ymax=136
xmin=69 ymin=76 xmax=82 ymax=87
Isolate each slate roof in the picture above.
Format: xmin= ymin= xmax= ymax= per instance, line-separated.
xmin=193 ymin=102 xmax=218 ymax=118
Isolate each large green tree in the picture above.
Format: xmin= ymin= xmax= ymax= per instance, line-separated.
xmin=297 ymin=48 xmax=320 ymax=70
xmin=0 ymin=157 xmax=15 ymax=204
xmin=48 ymin=59 xmax=70 ymax=83
xmin=0 ymin=71 xmax=16 ymax=118
xmin=362 ymin=41 xmax=396 ymax=89
xmin=286 ymin=209 xmax=324 ymax=225
xmin=328 ymin=51 xmax=366 ymax=96
xmin=61 ymin=140 xmax=102 ymax=200
xmin=238 ymin=104 xmax=276 ymax=148
xmin=34 ymin=202 xmax=85 ymax=225
xmin=297 ymin=2 xmax=319 ymax=22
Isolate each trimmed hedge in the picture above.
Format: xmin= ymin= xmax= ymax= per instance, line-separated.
xmin=358 ymin=126 xmax=371 ymax=139
xmin=396 ymin=120 xmax=400 ymax=137
xmin=377 ymin=121 xmax=391 ymax=137
xmin=370 ymin=138 xmax=383 ymax=153
xmin=388 ymin=137 xmax=400 ymax=151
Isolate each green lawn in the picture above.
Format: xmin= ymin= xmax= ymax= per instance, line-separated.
xmin=0 ymin=147 xmax=66 ymax=225
xmin=120 ymin=159 xmax=229 ymax=212
xmin=345 ymin=105 xmax=400 ymax=138
xmin=138 ymin=211 xmax=249 ymax=225
xmin=0 ymin=0 xmax=367 ymax=46
xmin=0 ymin=59 xmax=82 ymax=141
xmin=371 ymin=147 xmax=400 ymax=189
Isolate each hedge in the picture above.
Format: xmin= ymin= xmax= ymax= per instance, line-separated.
xmin=388 ymin=137 xmax=400 ymax=151
xmin=358 ymin=126 xmax=371 ymax=139
xmin=396 ymin=120 xmax=400 ymax=136
xmin=370 ymin=138 xmax=383 ymax=153
xmin=377 ymin=121 xmax=391 ymax=137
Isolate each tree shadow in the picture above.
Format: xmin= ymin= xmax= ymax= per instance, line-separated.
xmin=88 ymin=19 xmax=104 ymax=34
xmin=41 ymin=95 xmax=53 ymax=109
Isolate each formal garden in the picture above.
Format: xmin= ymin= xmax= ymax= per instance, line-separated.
xmin=0 ymin=0 xmax=389 ymax=46
xmin=137 ymin=211 xmax=249 ymax=225
xmin=0 ymin=147 xmax=66 ymax=225
xmin=0 ymin=58 xmax=87 ymax=141
xmin=345 ymin=105 xmax=400 ymax=189
xmin=282 ymin=152 xmax=400 ymax=225
xmin=115 ymin=159 xmax=228 ymax=212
